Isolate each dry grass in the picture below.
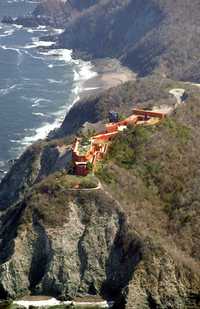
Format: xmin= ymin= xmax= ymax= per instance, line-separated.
xmin=97 ymin=95 xmax=200 ymax=266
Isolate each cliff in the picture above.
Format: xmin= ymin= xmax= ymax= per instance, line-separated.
xmin=0 ymin=79 xmax=200 ymax=307
xmin=0 ymin=1 xmax=200 ymax=308
xmin=0 ymin=173 xmax=141 ymax=301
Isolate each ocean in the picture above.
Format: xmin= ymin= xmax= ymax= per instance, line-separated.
xmin=0 ymin=0 xmax=96 ymax=179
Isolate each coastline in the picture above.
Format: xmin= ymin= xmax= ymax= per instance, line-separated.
xmin=0 ymin=48 xmax=135 ymax=181
xmin=20 ymin=50 xmax=136 ymax=145
xmin=0 ymin=3 xmax=136 ymax=180
xmin=11 ymin=296 xmax=113 ymax=309
xmin=79 ymin=58 xmax=136 ymax=99
xmin=18 ymin=46 xmax=98 ymax=145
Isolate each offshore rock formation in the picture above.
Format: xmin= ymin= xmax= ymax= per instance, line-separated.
xmin=2 ymin=0 xmax=101 ymax=28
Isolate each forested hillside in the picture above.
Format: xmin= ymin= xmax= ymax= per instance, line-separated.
xmin=57 ymin=0 xmax=200 ymax=82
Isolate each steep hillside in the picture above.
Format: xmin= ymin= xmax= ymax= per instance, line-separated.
xmin=3 ymin=0 xmax=199 ymax=81
xmin=59 ymin=76 xmax=191 ymax=136
xmin=58 ymin=0 xmax=200 ymax=82
xmin=0 ymin=81 xmax=199 ymax=307
xmin=95 ymin=92 xmax=200 ymax=307
xmin=0 ymin=172 xmax=142 ymax=304
xmin=98 ymin=98 xmax=200 ymax=261
xmin=0 ymin=1 xmax=200 ymax=307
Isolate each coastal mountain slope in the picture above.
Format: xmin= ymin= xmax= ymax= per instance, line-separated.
xmin=0 ymin=79 xmax=200 ymax=307
xmin=59 ymin=76 xmax=177 ymax=136
xmin=3 ymin=0 xmax=200 ymax=81
xmin=32 ymin=0 xmax=101 ymax=26
xmin=57 ymin=0 xmax=200 ymax=82
xmin=0 ymin=1 xmax=200 ymax=307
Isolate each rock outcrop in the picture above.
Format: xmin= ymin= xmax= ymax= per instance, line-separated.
xmin=0 ymin=141 xmax=71 ymax=211
xmin=126 ymin=242 xmax=200 ymax=309
xmin=0 ymin=1 xmax=200 ymax=307
xmin=1 ymin=170 xmax=199 ymax=308
xmin=2 ymin=0 xmax=101 ymax=28
xmin=0 ymin=175 xmax=142 ymax=303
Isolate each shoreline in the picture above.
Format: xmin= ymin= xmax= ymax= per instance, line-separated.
xmin=12 ymin=297 xmax=113 ymax=309
xmin=0 ymin=11 xmax=136 ymax=181
xmin=0 ymin=50 xmax=136 ymax=181
xmin=79 ymin=58 xmax=136 ymax=100
xmin=0 ymin=36 xmax=97 ymax=180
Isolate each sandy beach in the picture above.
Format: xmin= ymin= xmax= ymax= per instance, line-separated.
xmin=13 ymin=295 xmax=112 ymax=308
xmin=80 ymin=58 xmax=136 ymax=99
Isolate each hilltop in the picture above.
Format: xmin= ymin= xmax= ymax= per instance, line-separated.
xmin=0 ymin=76 xmax=199 ymax=307
xmin=0 ymin=1 xmax=200 ymax=308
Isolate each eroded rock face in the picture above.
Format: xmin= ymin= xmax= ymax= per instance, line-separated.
xmin=0 ymin=142 xmax=71 ymax=211
xmin=0 ymin=187 xmax=141 ymax=301
xmin=0 ymin=174 xmax=199 ymax=308
xmin=126 ymin=243 xmax=200 ymax=309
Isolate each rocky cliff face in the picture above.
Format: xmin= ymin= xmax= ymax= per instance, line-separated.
xmin=126 ymin=243 xmax=200 ymax=309
xmin=0 ymin=170 xmax=199 ymax=308
xmin=0 ymin=1 xmax=200 ymax=307
xmin=0 ymin=140 xmax=71 ymax=211
xmin=0 ymin=173 xmax=142 ymax=303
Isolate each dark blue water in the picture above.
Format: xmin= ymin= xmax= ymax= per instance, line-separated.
xmin=0 ymin=0 xmax=96 ymax=178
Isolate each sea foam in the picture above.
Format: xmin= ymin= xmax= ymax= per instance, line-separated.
xmin=17 ymin=46 xmax=97 ymax=150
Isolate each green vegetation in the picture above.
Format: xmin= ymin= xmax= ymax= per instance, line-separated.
xmin=34 ymin=172 xmax=99 ymax=192
xmin=96 ymin=97 xmax=200 ymax=265
xmin=77 ymin=138 xmax=92 ymax=156
xmin=107 ymin=126 xmax=153 ymax=169
xmin=21 ymin=172 xmax=99 ymax=228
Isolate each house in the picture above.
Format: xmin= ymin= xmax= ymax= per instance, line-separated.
xmin=72 ymin=109 xmax=166 ymax=176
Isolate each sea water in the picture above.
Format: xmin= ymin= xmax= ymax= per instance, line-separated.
xmin=0 ymin=0 xmax=97 ymax=179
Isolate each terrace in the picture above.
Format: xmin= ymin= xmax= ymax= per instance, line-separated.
xmin=77 ymin=138 xmax=92 ymax=156
xmin=72 ymin=109 xmax=167 ymax=176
